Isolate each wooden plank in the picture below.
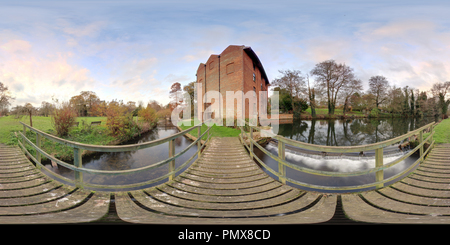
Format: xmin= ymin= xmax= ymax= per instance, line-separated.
xmin=0 ymin=192 xmax=110 ymax=224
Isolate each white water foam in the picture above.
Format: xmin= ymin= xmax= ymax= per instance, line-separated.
xmin=266 ymin=143 xmax=409 ymax=173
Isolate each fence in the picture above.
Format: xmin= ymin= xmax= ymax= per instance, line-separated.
xmin=240 ymin=121 xmax=436 ymax=192
xmin=18 ymin=121 xmax=211 ymax=190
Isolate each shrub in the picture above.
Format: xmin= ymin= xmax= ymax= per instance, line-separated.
xmin=105 ymin=101 xmax=131 ymax=138
xmin=369 ymin=108 xmax=380 ymax=118
xmin=51 ymin=102 xmax=77 ymax=137
xmin=138 ymin=106 xmax=158 ymax=125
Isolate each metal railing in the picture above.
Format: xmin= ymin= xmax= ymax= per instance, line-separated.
xmin=240 ymin=121 xmax=436 ymax=192
xmin=17 ymin=121 xmax=212 ymax=190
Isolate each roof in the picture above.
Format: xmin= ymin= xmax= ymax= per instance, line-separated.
xmin=243 ymin=46 xmax=270 ymax=85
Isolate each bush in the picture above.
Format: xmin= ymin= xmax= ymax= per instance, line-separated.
xmin=51 ymin=102 xmax=77 ymax=137
xmin=369 ymin=108 xmax=380 ymax=118
xmin=105 ymin=101 xmax=132 ymax=138
xmin=138 ymin=106 xmax=158 ymax=125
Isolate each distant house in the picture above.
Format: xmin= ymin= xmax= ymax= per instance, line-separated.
xmin=196 ymin=45 xmax=270 ymax=119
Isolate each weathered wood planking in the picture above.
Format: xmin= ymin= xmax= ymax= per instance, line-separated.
xmin=342 ymin=144 xmax=450 ymax=224
xmin=0 ymin=145 xmax=110 ymax=224
xmin=115 ymin=137 xmax=337 ymax=224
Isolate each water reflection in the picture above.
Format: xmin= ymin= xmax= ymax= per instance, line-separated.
xmin=42 ymin=123 xmax=198 ymax=191
xmin=278 ymin=117 xmax=436 ymax=146
xmin=255 ymin=117 xmax=436 ymax=192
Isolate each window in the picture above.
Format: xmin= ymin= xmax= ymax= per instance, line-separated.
xmin=261 ymin=83 xmax=263 ymax=90
xmin=209 ymin=61 xmax=214 ymax=70
xmin=253 ymin=86 xmax=256 ymax=95
xmin=253 ymin=73 xmax=256 ymax=82
xmin=226 ymin=63 xmax=234 ymax=74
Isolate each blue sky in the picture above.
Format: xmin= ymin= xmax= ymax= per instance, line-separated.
xmin=1 ymin=0 xmax=450 ymax=107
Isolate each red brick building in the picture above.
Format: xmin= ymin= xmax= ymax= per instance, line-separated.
xmin=196 ymin=45 xmax=270 ymax=120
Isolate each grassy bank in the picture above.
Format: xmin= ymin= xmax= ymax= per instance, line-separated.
xmin=424 ymin=118 xmax=450 ymax=144
xmin=296 ymin=108 xmax=405 ymax=119
xmin=0 ymin=115 xmax=154 ymax=162
xmin=177 ymin=120 xmax=242 ymax=140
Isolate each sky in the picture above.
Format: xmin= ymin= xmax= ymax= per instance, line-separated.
xmin=1 ymin=0 xmax=450 ymax=108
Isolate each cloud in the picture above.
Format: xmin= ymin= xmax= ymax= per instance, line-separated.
xmin=0 ymin=40 xmax=32 ymax=54
xmin=0 ymin=39 xmax=96 ymax=107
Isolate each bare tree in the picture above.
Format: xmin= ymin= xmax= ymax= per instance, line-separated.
xmin=341 ymin=78 xmax=363 ymax=115
xmin=16 ymin=103 xmax=36 ymax=127
xmin=430 ymin=81 xmax=450 ymax=116
xmin=368 ymin=75 xmax=390 ymax=109
xmin=271 ymin=69 xmax=306 ymax=118
xmin=0 ymin=82 xmax=14 ymax=114
xmin=310 ymin=60 xmax=355 ymax=115
xmin=169 ymin=82 xmax=183 ymax=111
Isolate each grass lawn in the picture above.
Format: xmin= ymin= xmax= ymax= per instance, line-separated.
xmin=424 ymin=118 xmax=450 ymax=144
xmin=304 ymin=108 xmax=364 ymax=116
xmin=177 ymin=120 xmax=242 ymax=140
xmin=0 ymin=116 xmax=115 ymax=161
xmin=0 ymin=116 xmax=108 ymax=144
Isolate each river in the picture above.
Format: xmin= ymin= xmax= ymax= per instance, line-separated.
xmin=42 ymin=122 xmax=199 ymax=191
xmin=42 ymin=116 xmax=437 ymax=192
xmin=253 ymin=116 xmax=437 ymax=192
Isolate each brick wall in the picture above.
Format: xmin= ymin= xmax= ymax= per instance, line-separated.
xmin=196 ymin=45 xmax=269 ymax=120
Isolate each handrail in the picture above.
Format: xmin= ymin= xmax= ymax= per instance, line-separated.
xmin=17 ymin=121 xmax=212 ymax=190
xmin=240 ymin=120 xmax=436 ymax=192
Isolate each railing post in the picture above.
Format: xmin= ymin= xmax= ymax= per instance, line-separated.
xmin=36 ymin=133 xmax=41 ymax=169
xmin=249 ymin=127 xmax=253 ymax=159
xmin=169 ymin=139 xmax=175 ymax=181
xmin=278 ymin=139 xmax=286 ymax=184
xmin=197 ymin=125 xmax=201 ymax=158
xmin=375 ymin=148 xmax=384 ymax=189
xmin=22 ymin=124 xmax=26 ymax=146
xmin=430 ymin=124 xmax=434 ymax=144
xmin=419 ymin=129 xmax=424 ymax=163
xmin=73 ymin=147 xmax=83 ymax=188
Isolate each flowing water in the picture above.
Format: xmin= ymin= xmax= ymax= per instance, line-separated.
xmin=42 ymin=122 xmax=199 ymax=191
xmin=42 ymin=116 xmax=436 ymax=192
xmin=253 ymin=116 xmax=437 ymax=192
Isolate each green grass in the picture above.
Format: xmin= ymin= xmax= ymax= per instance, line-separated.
xmin=177 ymin=120 xmax=242 ymax=140
xmin=304 ymin=108 xmax=364 ymax=116
xmin=0 ymin=116 xmax=108 ymax=144
xmin=424 ymin=119 xmax=450 ymax=144
xmin=0 ymin=116 xmax=116 ymax=161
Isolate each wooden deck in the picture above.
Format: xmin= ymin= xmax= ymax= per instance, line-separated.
xmin=115 ymin=137 xmax=337 ymax=224
xmin=341 ymin=144 xmax=450 ymax=224
xmin=0 ymin=145 xmax=110 ymax=224
xmin=1 ymin=139 xmax=450 ymax=224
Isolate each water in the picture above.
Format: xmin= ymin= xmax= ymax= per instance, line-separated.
xmin=41 ymin=117 xmax=436 ymax=193
xmin=41 ymin=122 xmax=199 ymax=191
xmin=253 ymin=117 xmax=436 ymax=193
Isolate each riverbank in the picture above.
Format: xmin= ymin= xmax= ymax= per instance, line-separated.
xmin=424 ymin=117 xmax=450 ymax=144
xmin=279 ymin=108 xmax=439 ymax=120
xmin=0 ymin=115 xmax=157 ymax=162
xmin=176 ymin=120 xmax=271 ymax=146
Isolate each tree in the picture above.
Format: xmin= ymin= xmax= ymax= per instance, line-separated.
xmin=69 ymin=91 xmax=100 ymax=116
xmin=271 ymin=70 xmax=306 ymax=118
xmin=18 ymin=103 xmax=36 ymax=127
xmin=0 ymin=82 xmax=14 ymax=115
xmin=368 ymin=75 xmax=389 ymax=109
xmin=306 ymin=74 xmax=321 ymax=117
xmin=385 ymin=86 xmax=404 ymax=115
xmin=341 ymin=78 xmax=363 ymax=115
xmin=310 ymin=60 xmax=356 ymax=115
xmin=39 ymin=101 xmax=54 ymax=117
xmin=183 ymin=81 xmax=196 ymax=118
xmin=430 ymin=81 xmax=450 ymax=116
xmin=169 ymin=82 xmax=182 ymax=111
